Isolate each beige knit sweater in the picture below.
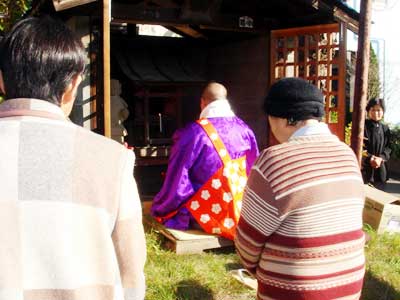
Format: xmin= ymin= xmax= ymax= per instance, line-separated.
xmin=0 ymin=98 xmax=146 ymax=300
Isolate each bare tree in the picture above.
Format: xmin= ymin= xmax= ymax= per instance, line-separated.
xmin=368 ymin=46 xmax=380 ymax=99
xmin=382 ymin=64 xmax=400 ymax=123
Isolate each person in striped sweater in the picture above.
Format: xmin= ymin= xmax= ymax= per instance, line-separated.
xmin=235 ymin=78 xmax=365 ymax=300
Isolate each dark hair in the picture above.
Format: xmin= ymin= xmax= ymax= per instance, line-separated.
xmin=366 ymin=98 xmax=385 ymax=112
xmin=0 ymin=16 xmax=86 ymax=105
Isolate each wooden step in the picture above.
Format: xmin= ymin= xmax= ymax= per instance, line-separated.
xmin=144 ymin=214 xmax=234 ymax=254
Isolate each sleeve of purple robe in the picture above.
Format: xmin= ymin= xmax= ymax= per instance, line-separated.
xmin=151 ymin=124 xmax=200 ymax=230
xmin=245 ymin=131 xmax=259 ymax=175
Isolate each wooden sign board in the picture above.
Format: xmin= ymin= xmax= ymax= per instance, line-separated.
xmin=53 ymin=0 xmax=97 ymax=11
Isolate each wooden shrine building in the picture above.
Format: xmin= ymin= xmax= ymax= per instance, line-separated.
xmin=31 ymin=0 xmax=360 ymax=198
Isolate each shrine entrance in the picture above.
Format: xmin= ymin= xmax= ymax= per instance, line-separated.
xmin=270 ymin=24 xmax=346 ymax=140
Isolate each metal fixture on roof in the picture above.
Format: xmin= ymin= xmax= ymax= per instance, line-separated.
xmin=239 ymin=16 xmax=254 ymax=28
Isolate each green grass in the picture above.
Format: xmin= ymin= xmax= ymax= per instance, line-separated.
xmin=144 ymin=229 xmax=255 ymax=300
xmin=144 ymin=226 xmax=400 ymax=300
xmin=362 ymin=225 xmax=400 ymax=300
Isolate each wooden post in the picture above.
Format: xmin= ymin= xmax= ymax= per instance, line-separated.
xmin=351 ymin=0 xmax=372 ymax=165
xmin=102 ymin=0 xmax=111 ymax=137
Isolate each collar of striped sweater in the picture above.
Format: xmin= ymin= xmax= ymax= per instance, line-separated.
xmin=289 ymin=122 xmax=332 ymax=140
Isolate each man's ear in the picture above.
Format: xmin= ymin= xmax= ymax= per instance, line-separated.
xmin=60 ymin=74 xmax=83 ymax=116
xmin=200 ymin=97 xmax=207 ymax=111
xmin=0 ymin=71 xmax=6 ymax=95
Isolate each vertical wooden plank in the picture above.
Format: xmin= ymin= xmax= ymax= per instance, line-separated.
xmin=351 ymin=0 xmax=372 ymax=165
xmin=338 ymin=22 xmax=347 ymax=141
xmin=144 ymin=89 xmax=150 ymax=145
xmin=103 ymin=0 xmax=111 ymax=137
xmin=90 ymin=16 xmax=98 ymax=131
xmin=327 ymin=36 xmax=333 ymax=130
xmin=176 ymin=88 xmax=183 ymax=129
xmin=268 ymin=33 xmax=277 ymax=147
xmin=294 ymin=36 xmax=298 ymax=77
xmin=305 ymin=32 xmax=310 ymax=82
xmin=315 ymin=34 xmax=320 ymax=92
xmin=270 ymin=32 xmax=276 ymax=84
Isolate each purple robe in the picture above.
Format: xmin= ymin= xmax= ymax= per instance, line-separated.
xmin=151 ymin=116 xmax=259 ymax=230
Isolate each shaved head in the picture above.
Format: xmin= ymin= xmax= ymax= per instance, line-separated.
xmin=201 ymin=82 xmax=228 ymax=105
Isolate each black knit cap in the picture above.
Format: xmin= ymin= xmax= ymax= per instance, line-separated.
xmin=263 ymin=77 xmax=325 ymax=121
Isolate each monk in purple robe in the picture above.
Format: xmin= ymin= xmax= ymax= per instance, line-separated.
xmin=151 ymin=82 xmax=259 ymax=231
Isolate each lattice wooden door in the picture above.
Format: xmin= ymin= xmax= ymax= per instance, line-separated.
xmin=270 ymin=24 xmax=345 ymax=140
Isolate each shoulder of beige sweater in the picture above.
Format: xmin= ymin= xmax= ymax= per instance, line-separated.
xmin=74 ymin=125 xmax=134 ymax=163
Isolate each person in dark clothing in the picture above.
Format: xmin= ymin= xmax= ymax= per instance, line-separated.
xmin=362 ymin=98 xmax=391 ymax=190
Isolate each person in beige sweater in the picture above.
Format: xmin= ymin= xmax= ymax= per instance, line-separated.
xmin=0 ymin=16 xmax=146 ymax=300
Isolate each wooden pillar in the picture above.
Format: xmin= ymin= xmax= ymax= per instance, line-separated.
xmin=338 ymin=22 xmax=347 ymax=142
xmin=351 ymin=0 xmax=372 ymax=165
xmin=102 ymin=0 xmax=111 ymax=137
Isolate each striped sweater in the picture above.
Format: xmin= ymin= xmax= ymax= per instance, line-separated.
xmin=235 ymin=131 xmax=365 ymax=300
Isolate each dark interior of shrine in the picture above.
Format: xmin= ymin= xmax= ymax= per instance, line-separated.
xmin=109 ymin=26 xmax=270 ymax=198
